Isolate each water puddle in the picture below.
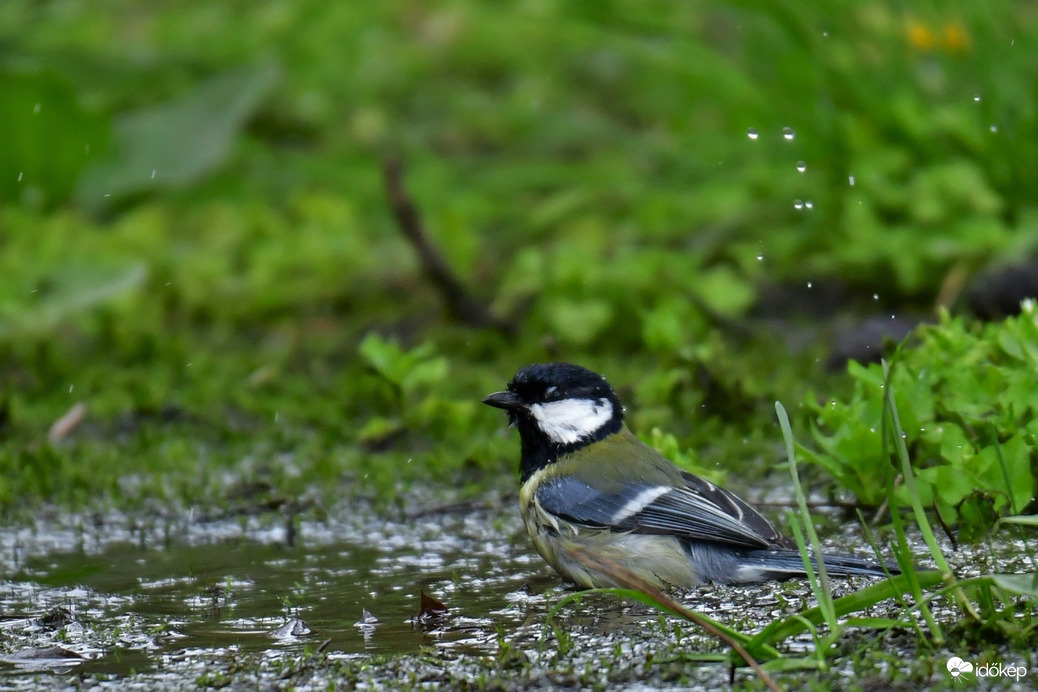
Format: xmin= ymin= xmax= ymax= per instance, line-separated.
xmin=0 ymin=498 xmax=563 ymax=684
xmin=1 ymin=498 xmax=1033 ymax=689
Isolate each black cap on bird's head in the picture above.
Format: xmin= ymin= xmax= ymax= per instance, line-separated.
xmin=484 ymin=363 xmax=624 ymax=480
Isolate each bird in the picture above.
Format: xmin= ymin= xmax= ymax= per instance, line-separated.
xmin=483 ymin=362 xmax=900 ymax=589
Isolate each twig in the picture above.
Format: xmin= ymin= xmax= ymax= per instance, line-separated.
xmin=383 ymin=155 xmax=514 ymax=333
xmin=931 ymin=501 xmax=958 ymax=552
xmin=49 ymin=402 xmax=86 ymax=444
xmin=870 ymin=486 xmax=893 ymax=526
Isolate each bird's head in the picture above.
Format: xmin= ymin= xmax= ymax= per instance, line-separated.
xmin=483 ymin=363 xmax=624 ymax=462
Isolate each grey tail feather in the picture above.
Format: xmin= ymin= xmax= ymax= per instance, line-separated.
xmin=729 ymin=549 xmax=900 ymax=583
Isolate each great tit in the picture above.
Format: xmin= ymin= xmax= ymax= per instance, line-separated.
xmin=484 ymin=362 xmax=899 ymax=589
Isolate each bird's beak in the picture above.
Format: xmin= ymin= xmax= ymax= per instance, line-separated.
xmin=482 ymin=390 xmax=523 ymax=411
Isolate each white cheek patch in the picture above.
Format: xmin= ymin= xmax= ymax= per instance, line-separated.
xmin=529 ymin=398 xmax=614 ymax=445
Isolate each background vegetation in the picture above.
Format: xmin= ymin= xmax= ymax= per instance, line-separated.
xmin=1 ymin=0 xmax=1036 ymax=532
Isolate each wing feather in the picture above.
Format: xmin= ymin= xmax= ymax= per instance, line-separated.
xmin=535 ymin=472 xmax=790 ymax=550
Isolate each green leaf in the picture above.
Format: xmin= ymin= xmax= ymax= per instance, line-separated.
xmin=358 ymin=333 xmax=406 ymax=384
xmin=0 ymin=69 xmax=110 ymax=208
xmin=990 ymin=573 xmax=1038 ymax=597
xmin=692 ymin=266 xmax=755 ymax=318
xmin=997 ymin=515 xmax=1038 ymax=528
xmin=805 ymin=310 xmax=1038 ymax=531
xmin=0 ymin=262 xmax=147 ymax=340
xmin=547 ymin=298 xmax=613 ymax=345
xmin=76 ymin=63 xmax=279 ymax=207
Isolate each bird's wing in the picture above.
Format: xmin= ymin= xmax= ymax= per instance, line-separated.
xmin=678 ymin=471 xmax=794 ymax=549
xmin=535 ymin=472 xmax=785 ymax=550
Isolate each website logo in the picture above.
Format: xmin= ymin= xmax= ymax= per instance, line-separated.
xmin=946 ymin=657 xmax=973 ymax=681
xmin=947 ymin=656 xmax=1028 ymax=682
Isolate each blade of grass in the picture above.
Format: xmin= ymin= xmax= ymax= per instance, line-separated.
xmin=881 ymin=480 xmax=938 ymax=644
xmin=997 ymin=516 xmax=1038 ymax=528
xmin=991 ymin=428 xmax=1038 ymax=579
xmin=775 ymin=402 xmax=836 ymax=630
xmin=759 ymin=658 xmax=824 ymax=672
xmin=553 ymin=546 xmax=785 ymax=692
xmin=881 ymin=360 xmax=951 ymax=576
xmin=785 ymin=515 xmax=842 ymax=667
xmin=856 ymin=509 xmax=908 ymax=606
xmin=546 ymin=587 xmax=770 ymax=654
xmin=882 ymin=359 xmax=973 ymax=632
xmin=750 ymin=571 xmax=945 ymax=646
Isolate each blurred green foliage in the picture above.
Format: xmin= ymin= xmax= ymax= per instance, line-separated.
xmin=805 ymin=306 xmax=1038 ymax=535
xmin=0 ymin=0 xmax=1035 ymax=513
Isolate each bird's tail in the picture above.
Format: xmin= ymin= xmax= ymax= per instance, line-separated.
xmin=728 ymin=549 xmax=899 ymax=583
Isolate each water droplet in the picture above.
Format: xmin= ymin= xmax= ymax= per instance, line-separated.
xmin=275 ymin=412 xmax=279 ymax=422
xmin=805 ymin=201 xmax=814 ymax=210
xmin=794 ymin=199 xmax=804 ymax=210
xmin=747 ymin=127 xmax=759 ymax=140
xmin=33 ymin=103 xmax=41 ymax=114
xmin=806 ymin=281 xmax=813 ymax=289
xmin=782 ymin=127 xmax=795 ymax=141
xmin=151 ymin=169 xmax=157 ymax=179
xmin=69 ymin=384 xmax=74 ymax=394
xmin=756 ymin=253 xmax=764 ymax=261
xmin=796 ymin=161 xmax=806 ymax=173
xmin=973 ymin=94 xmax=981 ymax=102
xmin=17 ymin=172 xmax=23 ymax=182
xmin=990 ymin=124 xmax=998 ymax=133
xmin=822 ymin=31 xmax=829 ymax=38
xmin=873 ymin=293 xmax=879 ymax=301
xmin=848 ymin=174 xmax=855 ymax=186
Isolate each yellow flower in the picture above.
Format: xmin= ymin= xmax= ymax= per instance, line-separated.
xmin=906 ymin=20 xmax=937 ymax=50
xmin=944 ymin=22 xmax=971 ymax=53
xmin=905 ymin=18 xmax=971 ymax=54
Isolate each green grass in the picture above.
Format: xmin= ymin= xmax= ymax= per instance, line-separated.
xmin=2 ymin=0 xmax=1035 ymax=514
